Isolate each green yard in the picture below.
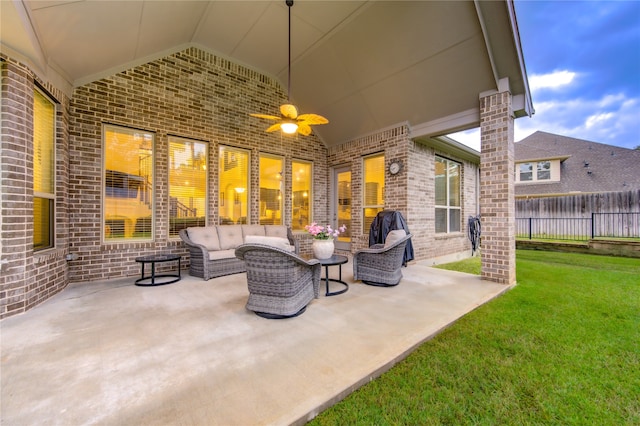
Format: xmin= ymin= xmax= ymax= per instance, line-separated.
xmin=310 ymin=251 xmax=640 ymax=425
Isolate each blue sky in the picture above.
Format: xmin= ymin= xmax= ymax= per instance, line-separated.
xmin=450 ymin=0 xmax=640 ymax=151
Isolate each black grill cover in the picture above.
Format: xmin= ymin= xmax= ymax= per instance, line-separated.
xmin=368 ymin=210 xmax=414 ymax=264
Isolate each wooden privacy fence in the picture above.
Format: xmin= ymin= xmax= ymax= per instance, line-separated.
xmin=516 ymin=190 xmax=640 ymax=241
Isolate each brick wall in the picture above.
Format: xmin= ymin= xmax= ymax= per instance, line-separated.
xmin=409 ymin=141 xmax=478 ymax=262
xmin=328 ymin=125 xmax=410 ymax=251
xmin=0 ymin=55 xmax=70 ymax=318
xmin=480 ymin=90 xmax=516 ymax=284
xmin=68 ymin=47 xmax=328 ymax=282
xmin=1 ymin=45 xmax=484 ymax=318
xmin=328 ymin=125 xmax=478 ymax=260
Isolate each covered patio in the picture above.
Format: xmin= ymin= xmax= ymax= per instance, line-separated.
xmin=1 ymin=260 xmax=509 ymax=425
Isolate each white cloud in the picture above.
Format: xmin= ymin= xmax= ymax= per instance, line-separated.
xmin=448 ymin=93 xmax=639 ymax=150
xmin=585 ymin=112 xmax=614 ymax=129
xmin=514 ymin=93 xmax=639 ymax=147
xmin=528 ymin=70 xmax=577 ymax=91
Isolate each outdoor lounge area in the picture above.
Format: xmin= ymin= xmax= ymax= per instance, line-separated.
xmin=1 ymin=259 xmax=508 ymax=425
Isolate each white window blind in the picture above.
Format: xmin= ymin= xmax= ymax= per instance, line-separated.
xmin=33 ymin=89 xmax=56 ymax=251
xmin=169 ymin=137 xmax=208 ymax=237
xmin=103 ymin=125 xmax=155 ymax=241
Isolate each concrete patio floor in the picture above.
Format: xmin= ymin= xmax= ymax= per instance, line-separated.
xmin=1 ymin=258 xmax=510 ymax=425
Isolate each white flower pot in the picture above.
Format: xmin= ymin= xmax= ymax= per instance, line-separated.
xmin=312 ymin=239 xmax=334 ymax=259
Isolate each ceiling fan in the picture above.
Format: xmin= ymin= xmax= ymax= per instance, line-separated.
xmin=250 ymin=0 xmax=328 ymax=136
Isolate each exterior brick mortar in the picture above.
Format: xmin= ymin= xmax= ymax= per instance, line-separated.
xmin=479 ymin=90 xmax=516 ymax=284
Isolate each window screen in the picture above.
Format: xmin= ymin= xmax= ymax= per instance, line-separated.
xmin=362 ymin=153 xmax=385 ymax=233
xmin=435 ymin=156 xmax=461 ymax=233
xmin=33 ymin=89 xmax=56 ymax=251
xmin=292 ymin=160 xmax=312 ymax=231
xmin=219 ymin=146 xmax=249 ymax=224
xmin=103 ymin=125 xmax=154 ymax=241
xmin=259 ymin=154 xmax=284 ymax=225
xmin=169 ymin=137 xmax=208 ymax=237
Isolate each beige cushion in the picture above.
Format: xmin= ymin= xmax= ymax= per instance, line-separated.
xmin=242 ymin=225 xmax=265 ymax=238
xmin=265 ymin=225 xmax=288 ymax=239
xmin=384 ymin=229 xmax=407 ymax=248
xmin=187 ymin=226 xmax=220 ymax=251
xmin=244 ymin=235 xmax=294 ymax=252
xmin=208 ymin=249 xmax=236 ymax=260
xmin=216 ymin=225 xmax=244 ymax=250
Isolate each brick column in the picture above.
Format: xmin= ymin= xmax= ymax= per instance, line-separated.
xmin=479 ymin=89 xmax=516 ymax=285
xmin=0 ymin=57 xmax=35 ymax=318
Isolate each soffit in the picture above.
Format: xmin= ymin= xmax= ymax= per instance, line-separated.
xmin=1 ymin=0 xmax=530 ymax=147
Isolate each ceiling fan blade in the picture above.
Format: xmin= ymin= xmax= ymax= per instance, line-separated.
xmin=297 ymin=113 xmax=329 ymax=125
xmin=280 ymin=104 xmax=298 ymax=119
xmin=265 ymin=123 xmax=282 ymax=133
xmin=297 ymin=122 xmax=312 ymax=136
xmin=250 ymin=113 xmax=281 ymax=121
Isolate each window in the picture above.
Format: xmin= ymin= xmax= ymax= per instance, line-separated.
xmin=33 ymin=89 xmax=56 ymax=251
xmin=292 ymin=160 xmax=312 ymax=231
xmin=519 ymin=163 xmax=533 ymax=181
xmin=259 ymin=154 xmax=284 ymax=225
xmin=435 ymin=156 xmax=461 ymax=233
xmin=362 ymin=153 xmax=385 ymax=233
xmin=517 ymin=160 xmax=553 ymax=183
xmin=103 ymin=125 xmax=154 ymax=241
xmin=219 ymin=146 xmax=249 ymax=224
xmin=537 ymin=161 xmax=551 ymax=180
xmin=168 ymin=137 xmax=208 ymax=237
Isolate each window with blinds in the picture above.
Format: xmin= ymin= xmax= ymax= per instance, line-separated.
xmin=103 ymin=125 xmax=155 ymax=241
xmin=33 ymin=89 xmax=56 ymax=251
xmin=168 ymin=137 xmax=208 ymax=237
xmin=259 ymin=154 xmax=284 ymax=226
xmin=362 ymin=153 xmax=385 ymax=233
xmin=435 ymin=156 xmax=461 ymax=233
xmin=219 ymin=146 xmax=249 ymax=224
xmin=292 ymin=160 xmax=312 ymax=231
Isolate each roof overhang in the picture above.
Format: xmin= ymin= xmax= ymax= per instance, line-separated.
xmin=1 ymin=0 xmax=533 ymax=147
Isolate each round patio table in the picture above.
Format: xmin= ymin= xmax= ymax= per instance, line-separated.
xmin=134 ymin=254 xmax=181 ymax=286
xmin=316 ymin=254 xmax=349 ymax=296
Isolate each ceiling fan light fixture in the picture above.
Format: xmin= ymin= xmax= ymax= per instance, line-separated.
xmin=248 ymin=0 xmax=328 ymax=136
xmin=281 ymin=121 xmax=298 ymax=134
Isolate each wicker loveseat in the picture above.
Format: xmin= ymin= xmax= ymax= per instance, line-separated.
xmin=179 ymin=225 xmax=298 ymax=280
xmin=235 ymin=244 xmax=321 ymax=319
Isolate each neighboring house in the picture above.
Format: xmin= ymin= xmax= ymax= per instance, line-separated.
xmin=515 ymin=131 xmax=640 ymax=198
xmin=0 ymin=1 xmax=531 ymax=318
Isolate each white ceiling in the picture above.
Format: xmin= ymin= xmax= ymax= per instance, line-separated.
xmin=1 ymin=0 xmax=532 ymax=146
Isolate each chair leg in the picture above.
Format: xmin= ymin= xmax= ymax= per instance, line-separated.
xmin=253 ymin=306 xmax=307 ymax=319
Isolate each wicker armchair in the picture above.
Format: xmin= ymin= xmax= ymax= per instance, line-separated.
xmin=235 ymin=244 xmax=321 ymax=319
xmin=353 ymin=231 xmax=413 ymax=287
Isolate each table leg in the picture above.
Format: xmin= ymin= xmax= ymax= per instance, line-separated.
xmin=151 ymin=262 xmax=156 ymax=285
xmin=324 ymin=265 xmax=330 ymax=296
xmin=323 ymin=263 xmax=349 ymax=297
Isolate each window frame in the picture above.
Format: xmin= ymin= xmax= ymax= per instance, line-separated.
xmin=435 ymin=156 xmax=462 ymax=234
xmin=362 ymin=152 xmax=385 ymax=233
xmin=259 ymin=153 xmax=285 ymax=226
xmin=168 ymin=136 xmax=208 ymax=239
xmin=102 ymin=124 xmax=156 ymax=243
xmin=218 ymin=145 xmax=250 ymax=225
xmin=291 ymin=159 xmax=313 ymax=231
xmin=33 ymin=88 xmax=57 ymax=252
xmin=516 ymin=160 xmax=555 ymax=183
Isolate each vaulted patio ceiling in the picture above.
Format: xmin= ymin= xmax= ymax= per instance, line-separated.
xmin=1 ymin=0 xmax=532 ymax=147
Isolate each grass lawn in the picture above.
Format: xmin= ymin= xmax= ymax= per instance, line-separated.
xmin=310 ymin=251 xmax=640 ymax=425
